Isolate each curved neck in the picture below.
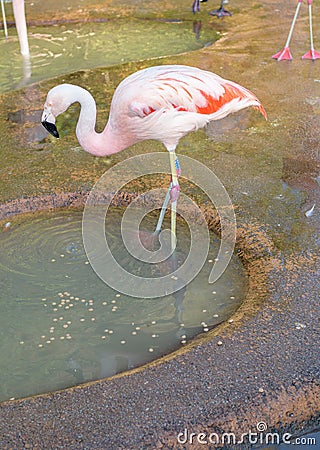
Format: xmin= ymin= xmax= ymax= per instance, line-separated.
xmin=71 ymin=85 xmax=129 ymax=157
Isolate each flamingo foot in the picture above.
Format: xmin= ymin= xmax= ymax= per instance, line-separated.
xmin=272 ymin=46 xmax=293 ymax=61
xmin=209 ymin=7 xmax=232 ymax=17
xmin=301 ymin=49 xmax=320 ymax=60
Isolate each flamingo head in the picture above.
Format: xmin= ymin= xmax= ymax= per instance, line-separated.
xmin=41 ymin=85 xmax=74 ymax=138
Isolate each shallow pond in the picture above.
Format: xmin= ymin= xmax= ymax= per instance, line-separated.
xmin=0 ymin=207 xmax=246 ymax=401
xmin=0 ymin=18 xmax=218 ymax=92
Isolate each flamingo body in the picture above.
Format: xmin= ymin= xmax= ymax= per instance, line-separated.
xmin=42 ymin=65 xmax=266 ymax=156
xmin=42 ymin=65 xmax=266 ymax=251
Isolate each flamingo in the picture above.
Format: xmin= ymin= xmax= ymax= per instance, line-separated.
xmin=41 ymin=65 xmax=266 ymax=251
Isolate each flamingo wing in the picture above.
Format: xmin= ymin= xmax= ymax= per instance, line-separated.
xmin=118 ymin=65 xmax=266 ymax=120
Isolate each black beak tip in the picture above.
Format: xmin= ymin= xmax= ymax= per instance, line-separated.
xmin=42 ymin=121 xmax=60 ymax=138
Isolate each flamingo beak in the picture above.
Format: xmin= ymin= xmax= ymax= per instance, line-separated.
xmin=41 ymin=110 xmax=59 ymax=138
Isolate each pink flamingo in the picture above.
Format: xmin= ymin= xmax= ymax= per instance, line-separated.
xmin=41 ymin=65 xmax=266 ymax=250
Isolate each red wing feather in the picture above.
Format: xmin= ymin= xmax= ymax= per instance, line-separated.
xmin=195 ymin=83 xmax=267 ymax=119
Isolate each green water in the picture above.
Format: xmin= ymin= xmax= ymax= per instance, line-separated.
xmin=0 ymin=19 xmax=218 ymax=92
xmin=0 ymin=208 xmax=246 ymax=401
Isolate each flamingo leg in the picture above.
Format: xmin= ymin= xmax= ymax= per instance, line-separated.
xmin=154 ymin=153 xmax=181 ymax=240
xmin=302 ymin=0 xmax=320 ymax=60
xmin=169 ymin=152 xmax=180 ymax=251
xmin=192 ymin=0 xmax=201 ymax=14
xmin=272 ymin=0 xmax=302 ymax=61
xmin=12 ymin=0 xmax=29 ymax=56
xmin=155 ymin=182 xmax=172 ymax=234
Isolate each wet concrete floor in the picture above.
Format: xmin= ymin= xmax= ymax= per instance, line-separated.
xmin=0 ymin=0 xmax=319 ymax=448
